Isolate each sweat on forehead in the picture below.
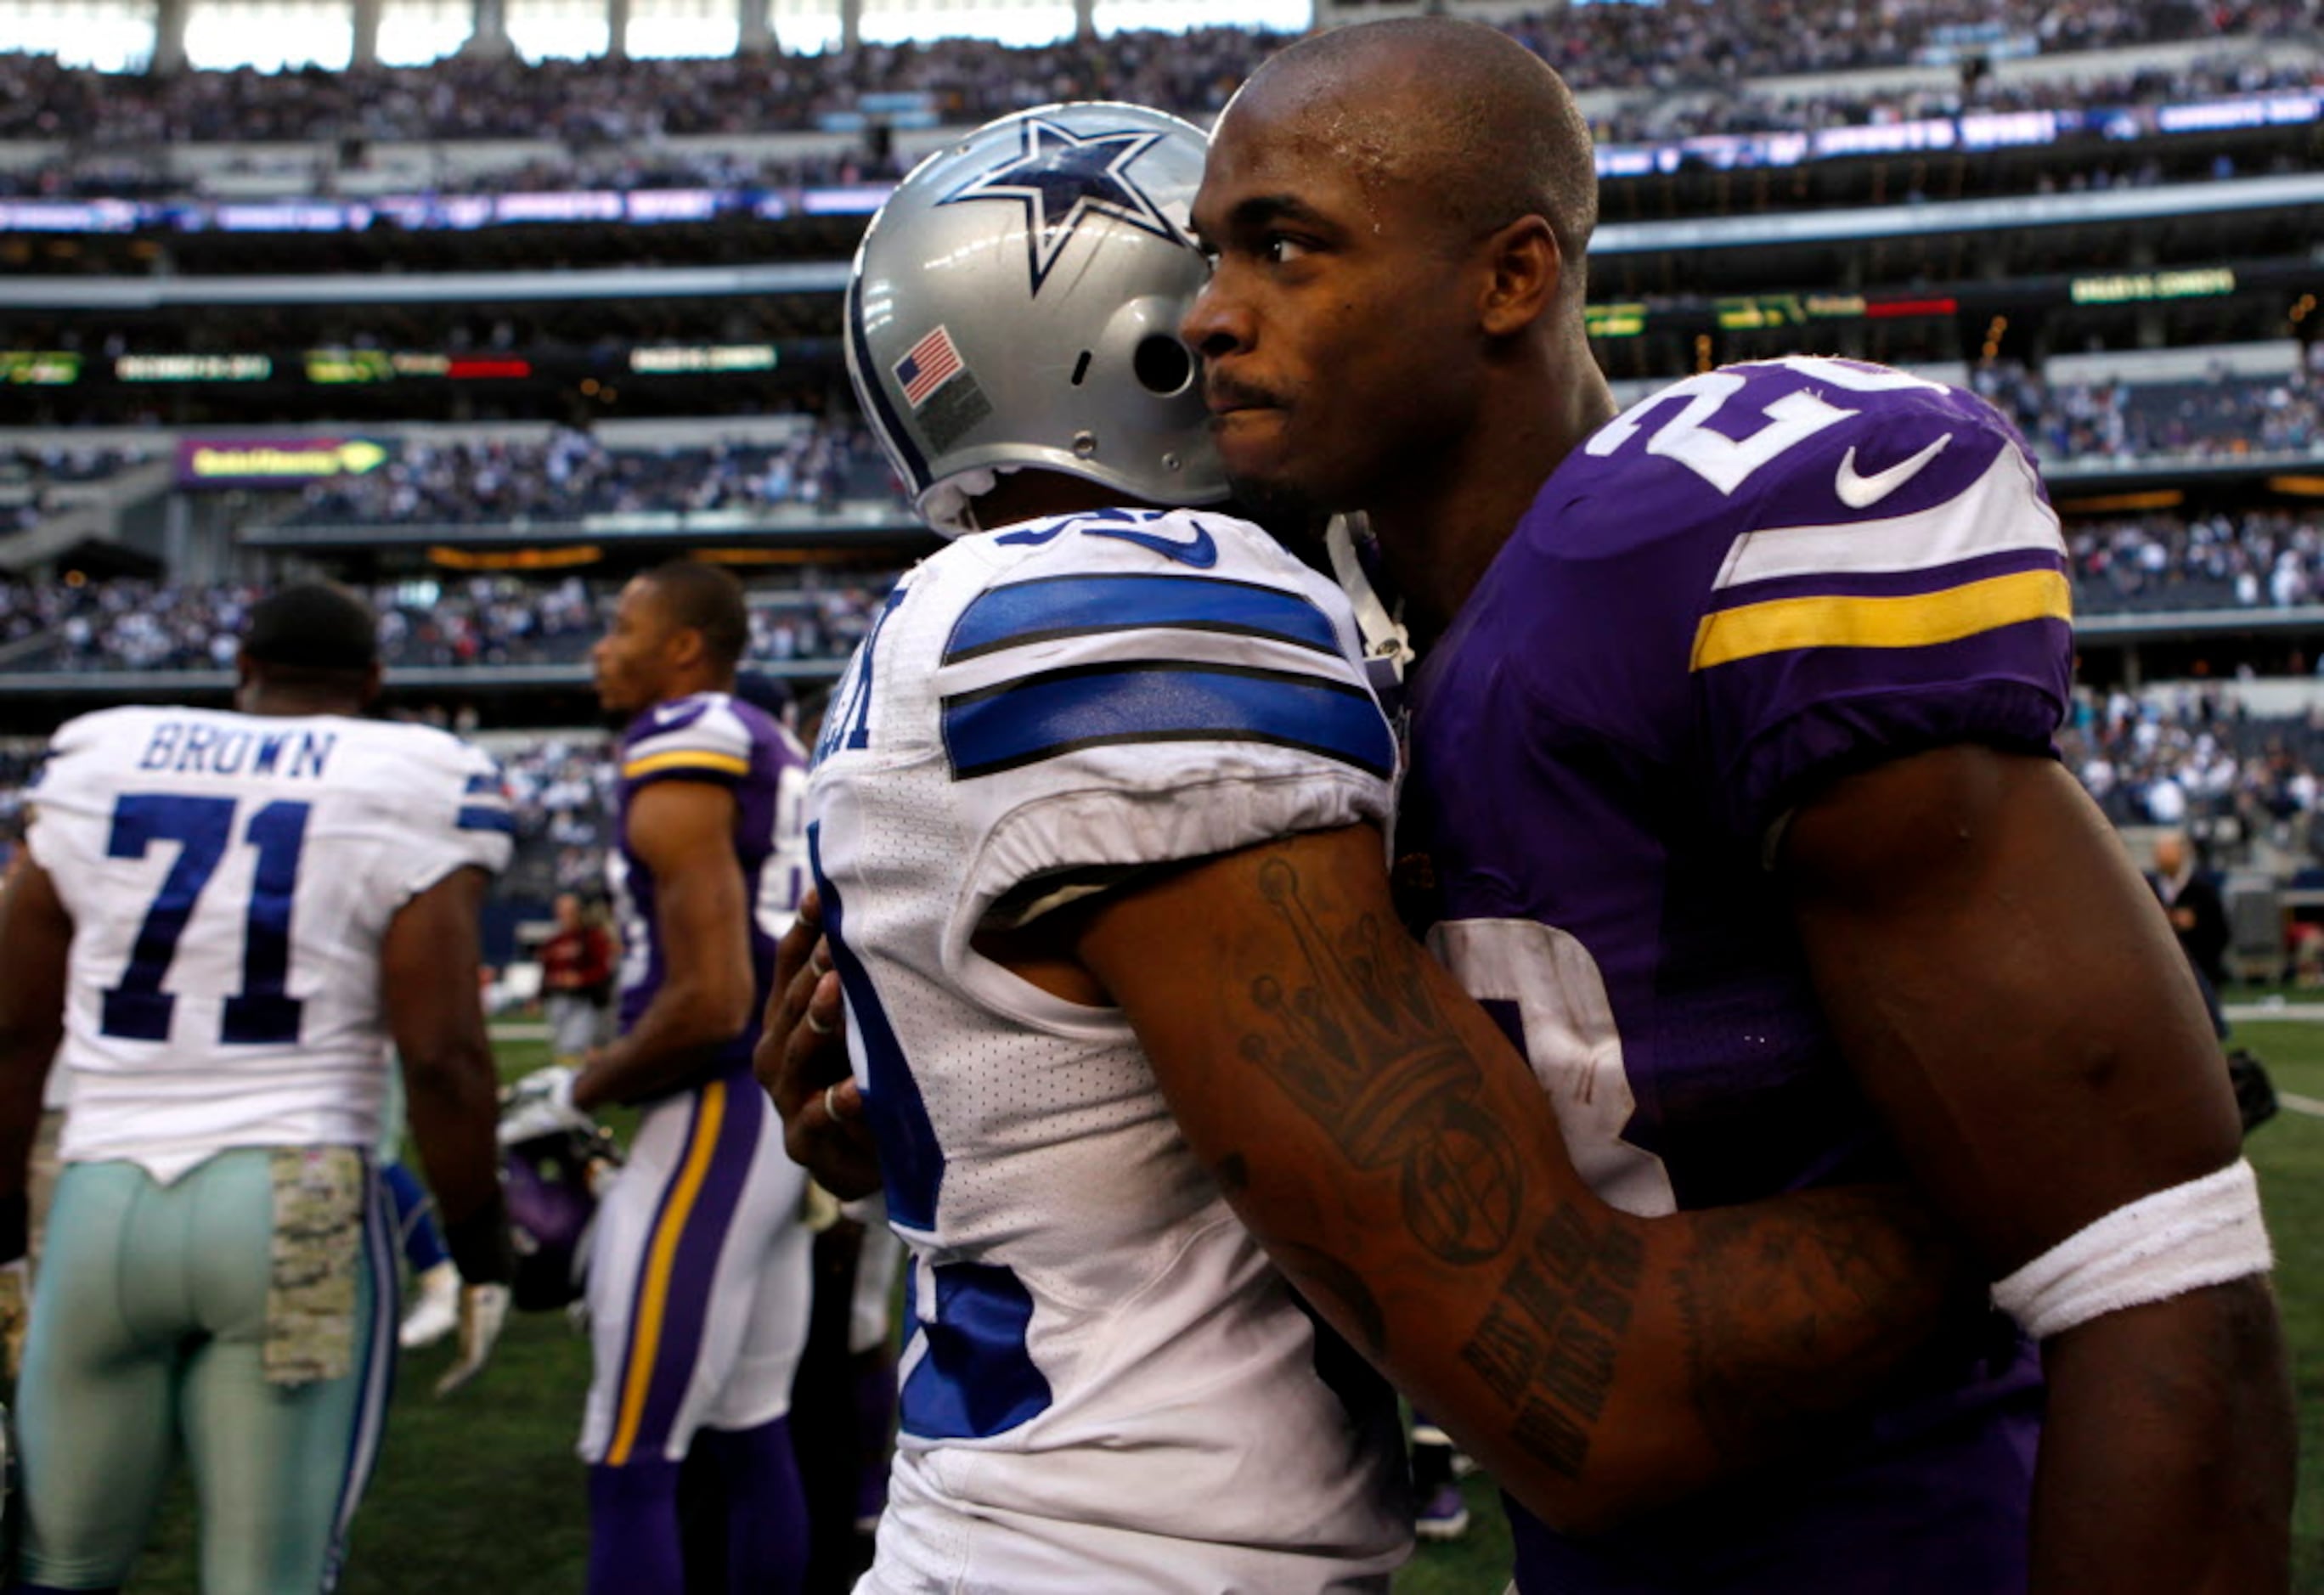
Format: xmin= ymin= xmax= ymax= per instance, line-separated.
xmin=1227 ymin=18 xmax=1597 ymax=250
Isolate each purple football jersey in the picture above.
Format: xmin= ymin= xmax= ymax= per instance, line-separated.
xmin=610 ymin=690 xmax=806 ymax=1077
xmin=1407 ymin=358 xmax=2067 ymax=1592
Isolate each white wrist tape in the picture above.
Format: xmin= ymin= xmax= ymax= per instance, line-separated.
xmin=1991 ymin=1158 xmax=2272 ymax=1341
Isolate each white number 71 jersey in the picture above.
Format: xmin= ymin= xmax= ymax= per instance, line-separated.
xmin=809 ymin=508 xmax=1411 ymax=1592
xmin=28 ymin=705 xmax=512 ymax=1184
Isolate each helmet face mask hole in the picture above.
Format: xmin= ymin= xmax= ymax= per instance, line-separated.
xmin=1133 ymin=335 xmax=1194 ymax=397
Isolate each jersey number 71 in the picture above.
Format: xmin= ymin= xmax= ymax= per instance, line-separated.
xmin=100 ymin=792 xmax=311 ymax=1046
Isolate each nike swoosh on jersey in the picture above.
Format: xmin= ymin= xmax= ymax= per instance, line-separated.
xmin=1082 ymin=521 xmax=1220 ymax=568
xmin=1834 ymin=433 xmax=1953 ymax=510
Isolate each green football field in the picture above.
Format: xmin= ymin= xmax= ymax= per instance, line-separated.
xmin=104 ymin=1019 xmax=2324 ymax=1592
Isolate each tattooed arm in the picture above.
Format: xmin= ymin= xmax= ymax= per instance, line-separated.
xmin=1069 ymin=821 xmax=1984 ymax=1535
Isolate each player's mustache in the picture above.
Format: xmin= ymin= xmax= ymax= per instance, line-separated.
xmin=1204 ymin=375 xmax=1282 ymax=414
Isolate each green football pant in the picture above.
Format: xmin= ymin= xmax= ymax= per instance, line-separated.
xmin=16 ymin=1151 xmax=395 ymax=1594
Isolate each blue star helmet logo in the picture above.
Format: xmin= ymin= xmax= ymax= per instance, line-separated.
xmin=939 ymin=116 xmax=1188 ymax=296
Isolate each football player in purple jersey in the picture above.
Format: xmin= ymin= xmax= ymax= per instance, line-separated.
xmin=1160 ymin=19 xmax=2290 ymax=1593
xmin=578 ymin=561 xmax=816 ymax=1595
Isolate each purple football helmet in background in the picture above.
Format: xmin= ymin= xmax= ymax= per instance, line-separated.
xmin=501 ymin=1125 xmax=618 ymax=1312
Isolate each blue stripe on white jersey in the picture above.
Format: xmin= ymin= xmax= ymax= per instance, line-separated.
xmin=942 ymin=573 xmax=1343 ymax=664
xmin=455 ymin=804 xmax=516 ymax=834
xmin=940 ymin=660 xmax=1396 ymax=781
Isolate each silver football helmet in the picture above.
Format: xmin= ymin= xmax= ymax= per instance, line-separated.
xmin=847 ymin=102 xmax=1230 ymax=535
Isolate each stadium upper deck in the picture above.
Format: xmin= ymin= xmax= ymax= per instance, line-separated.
xmin=0 ymin=0 xmax=2315 ymax=719
xmin=0 ymin=0 xmax=2312 ymax=408
xmin=1 ymin=0 xmax=2306 ymax=127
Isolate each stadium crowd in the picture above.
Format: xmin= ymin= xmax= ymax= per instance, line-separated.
xmin=1978 ymin=360 xmax=2324 ymax=465
xmin=2064 ymin=683 xmax=2324 ymax=851
xmin=284 ymin=424 xmax=883 ymax=528
xmin=0 ymin=569 xmax=896 ymax=673
xmin=0 ymin=0 xmax=2307 ymax=145
xmin=4 ymin=50 xmax=2312 ymax=202
xmin=493 ymin=728 xmax=615 ymax=893
xmin=0 ymin=444 xmax=148 ymax=484
xmin=0 ymin=445 xmax=155 ymax=536
xmin=9 ymin=361 xmax=2316 ymax=542
xmin=2069 ymin=510 xmax=2324 ymax=612
xmin=1608 ymin=54 xmax=2320 ymax=141
xmin=27 ymin=523 xmax=2324 ymax=668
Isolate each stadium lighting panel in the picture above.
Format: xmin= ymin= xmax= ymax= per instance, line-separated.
xmin=375 ymin=0 xmax=470 ymax=65
xmin=768 ymin=0 xmax=838 ymax=50
xmin=183 ymin=0 xmax=353 ymax=69
xmin=1091 ymin=0 xmax=1306 ymax=31
xmin=626 ymin=0 xmax=737 ymax=59
xmin=855 ymin=0 xmax=1075 ymax=48
xmin=0 ymin=0 xmax=153 ymax=68
xmin=506 ymin=0 xmax=608 ymax=59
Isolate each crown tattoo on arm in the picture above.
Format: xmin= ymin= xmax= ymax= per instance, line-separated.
xmin=1238 ymin=856 xmax=1522 ymax=1266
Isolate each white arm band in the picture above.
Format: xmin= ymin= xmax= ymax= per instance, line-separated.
xmin=1991 ymin=1158 xmax=2272 ymax=1341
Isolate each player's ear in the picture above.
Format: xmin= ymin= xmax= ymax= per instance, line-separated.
xmin=1477 ymin=214 xmax=1560 ymax=339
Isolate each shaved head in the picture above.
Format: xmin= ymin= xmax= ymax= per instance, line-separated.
xmin=1184 ymin=14 xmax=1618 ymax=600
xmin=1227 ymin=18 xmax=1598 ymax=298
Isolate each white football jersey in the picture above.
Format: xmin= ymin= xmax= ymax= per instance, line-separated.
xmin=29 ymin=706 xmax=512 ymax=1182
xmin=809 ymin=508 xmax=1410 ymax=1592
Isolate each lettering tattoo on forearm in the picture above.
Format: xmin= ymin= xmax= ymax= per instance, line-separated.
xmin=1461 ymin=1209 xmax=1645 ymax=1477
xmin=1238 ymin=856 xmax=1521 ymax=1265
xmin=1233 ymin=851 xmax=1649 ymax=1479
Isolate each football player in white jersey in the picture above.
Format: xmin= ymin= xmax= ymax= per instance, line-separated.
xmin=778 ymin=104 xmax=2005 ymax=1593
xmin=0 ymin=582 xmax=516 ymax=1594
xmin=574 ymin=561 xmax=815 ymax=1595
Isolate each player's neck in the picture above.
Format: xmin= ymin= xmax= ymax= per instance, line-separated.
xmin=652 ymin=668 xmax=732 ymax=711
xmin=1370 ymin=344 xmax=1617 ymax=647
xmin=970 ymin=472 xmax=1167 ymax=529
xmin=239 ymin=686 xmax=364 ymax=718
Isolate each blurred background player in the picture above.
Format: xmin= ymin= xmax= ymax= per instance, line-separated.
xmin=381 ymin=1059 xmax=465 ymax=1351
xmin=0 ymin=581 xmax=516 ymax=1594
xmin=1407 ymin=1415 xmax=1471 ymax=1543
xmin=2150 ymin=828 xmax=2233 ymax=1027
xmin=539 ymin=892 xmax=616 ymax=1070
xmin=2146 ymin=828 xmax=2280 ymax=1130
xmin=741 ymin=667 xmax=900 ymax=1595
xmin=574 ymin=559 xmax=815 ymax=1595
xmin=785 ymin=1189 xmax=905 ymax=1595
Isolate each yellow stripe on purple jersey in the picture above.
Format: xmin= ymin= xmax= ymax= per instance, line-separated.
xmin=1691 ymin=567 xmax=2073 ymax=670
xmin=621 ymin=748 xmax=752 ymax=781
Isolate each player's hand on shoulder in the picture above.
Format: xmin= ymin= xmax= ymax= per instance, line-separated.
xmin=755 ymin=891 xmax=881 ymax=1200
xmin=433 ymin=1282 xmax=511 ymax=1398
